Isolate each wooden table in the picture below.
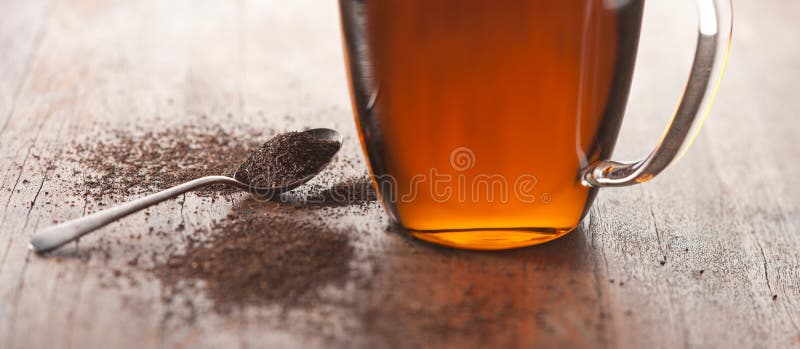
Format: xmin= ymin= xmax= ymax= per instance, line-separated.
xmin=1 ymin=0 xmax=798 ymax=348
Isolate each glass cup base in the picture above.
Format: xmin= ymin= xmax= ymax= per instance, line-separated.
xmin=409 ymin=227 xmax=575 ymax=250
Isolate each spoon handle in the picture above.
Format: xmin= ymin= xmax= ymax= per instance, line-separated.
xmin=29 ymin=176 xmax=243 ymax=253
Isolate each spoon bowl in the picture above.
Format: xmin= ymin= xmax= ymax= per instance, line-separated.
xmin=236 ymin=128 xmax=343 ymax=196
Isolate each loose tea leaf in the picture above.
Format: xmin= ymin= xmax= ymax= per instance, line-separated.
xmin=64 ymin=124 xmax=264 ymax=199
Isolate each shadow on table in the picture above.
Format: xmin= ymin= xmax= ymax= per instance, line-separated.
xmin=353 ymin=224 xmax=607 ymax=348
xmin=249 ymin=176 xmax=378 ymax=208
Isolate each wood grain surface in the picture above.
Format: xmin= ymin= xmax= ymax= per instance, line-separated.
xmin=1 ymin=0 xmax=798 ymax=348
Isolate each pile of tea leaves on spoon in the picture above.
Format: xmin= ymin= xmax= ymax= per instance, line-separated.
xmin=234 ymin=131 xmax=340 ymax=189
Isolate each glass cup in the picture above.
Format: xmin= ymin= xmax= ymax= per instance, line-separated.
xmin=339 ymin=0 xmax=732 ymax=250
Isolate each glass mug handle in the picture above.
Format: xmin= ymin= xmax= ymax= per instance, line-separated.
xmin=582 ymin=0 xmax=733 ymax=187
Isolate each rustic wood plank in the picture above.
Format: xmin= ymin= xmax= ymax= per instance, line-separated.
xmin=0 ymin=0 xmax=51 ymax=137
xmin=0 ymin=0 xmax=53 ymax=346
xmin=0 ymin=0 xmax=798 ymax=348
